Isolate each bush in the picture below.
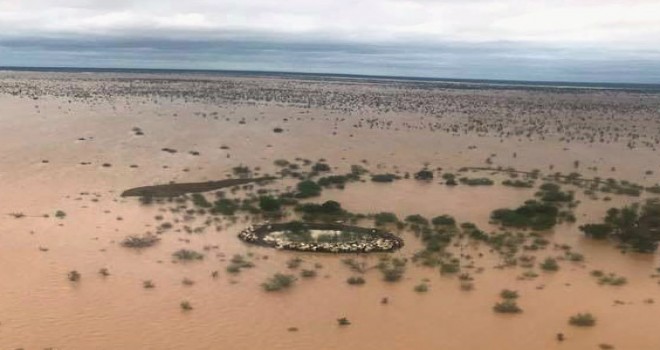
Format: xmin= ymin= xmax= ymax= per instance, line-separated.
xmin=312 ymin=163 xmax=331 ymax=172
xmin=491 ymin=200 xmax=559 ymax=230
xmin=296 ymin=180 xmax=322 ymax=198
xmin=405 ymin=214 xmax=429 ymax=226
xmin=262 ymin=273 xmax=296 ymax=291
xmin=374 ymin=212 xmax=399 ymax=226
xmin=569 ymin=313 xmax=596 ymax=327
xmin=300 ymin=269 xmax=317 ymax=278
xmin=259 ymin=196 xmax=281 ymax=212
xmin=297 ymin=200 xmax=343 ymax=215
xmin=414 ymin=169 xmax=434 ymax=180
xmin=121 ymin=235 xmax=160 ymax=248
xmin=68 ymin=270 xmax=81 ymax=282
xmin=579 ymin=224 xmax=613 ymax=239
xmin=493 ymin=300 xmax=522 ymax=313
xmin=414 ymin=283 xmax=429 ymax=293
xmin=580 ymin=199 xmax=660 ymax=253
xmin=318 ymin=175 xmax=348 ymax=187
xmin=180 ymin=301 xmax=193 ymax=311
xmin=347 ymin=276 xmax=366 ymax=285
xmin=191 ymin=193 xmax=212 ymax=208
xmin=212 ymin=199 xmax=238 ymax=215
xmin=502 ymin=180 xmax=534 ymax=188
xmin=371 ymin=174 xmax=398 ymax=183
xmin=540 ymin=257 xmax=559 ymax=271
xmin=459 ymin=177 xmax=494 ymax=186
xmin=173 ymin=249 xmax=204 ymax=261
xmin=500 ymin=289 xmax=519 ymax=299
xmin=432 ymin=215 xmax=456 ymax=226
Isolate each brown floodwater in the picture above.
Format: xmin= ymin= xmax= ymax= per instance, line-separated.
xmin=1 ymin=74 xmax=660 ymax=349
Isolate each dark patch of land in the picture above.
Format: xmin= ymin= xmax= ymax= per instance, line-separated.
xmin=121 ymin=177 xmax=276 ymax=197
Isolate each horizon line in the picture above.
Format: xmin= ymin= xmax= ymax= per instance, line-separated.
xmin=2 ymin=65 xmax=660 ymax=91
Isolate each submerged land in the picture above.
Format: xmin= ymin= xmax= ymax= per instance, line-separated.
xmin=1 ymin=70 xmax=660 ymax=349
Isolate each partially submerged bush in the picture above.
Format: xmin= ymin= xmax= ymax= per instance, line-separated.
xmin=371 ymin=174 xmax=398 ymax=183
xmin=502 ymin=179 xmax=534 ymax=188
xmin=459 ymin=177 xmax=494 ymax=186
xmin=347 ymin=276 xmax=366 ymax=285
xmin=226 ymin=254 xmax=254 ymax=273
xmin=296 ymin=180 xmax=322 ymax=198
xmin=121 ymin=234 xmax=160 ymax=248
xmin=432 ymin=215 xmax=456 ymax=226
xmin=180 ymin=301 xmax=193 ymax=311
xmin=569 ymin=313 xmax=596 ymax=327
xmin=191 ymin=193 xmax=212 ymax=208
xmin=414 ymin=283 xmax=429 ymax=293
xmin=258 ymin=196 xmax=281 ymax=212
xmin=493 ymin=300 xmax=522 ymax=313
xmin=414 ymin=169 xmax=434 ymax=181
xmin=491 ymin=200 xmax=559 ymax=230
xmin=500 ymin=289 xmax=519 ymax=299
xmin=68 ymin=270 xmax=81 ymax=282
xmin=262 ymin=273 xmax=296 ymax=292
xmin=173 ymin=249 xmax=204 ymax=261
xmin=540 ymin=257 xmax=559 ymax=271
xmin=378 ymin=257 xmax=407 ymax=282
xmin=579 ymin=199 xmax=660 ymax=253
xmin=374 ymin=212 xmax=399 ymax=226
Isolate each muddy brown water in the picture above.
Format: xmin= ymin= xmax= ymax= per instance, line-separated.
xmin=1 ymin=74 xmax=660 ymax=349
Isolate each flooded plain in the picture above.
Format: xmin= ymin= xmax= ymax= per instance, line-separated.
xmin=1 ymin=71 xmax=660 ymax=349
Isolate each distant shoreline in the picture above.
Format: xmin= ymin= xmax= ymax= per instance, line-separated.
xmin=2 ymin=65 xmax=660 ymax=92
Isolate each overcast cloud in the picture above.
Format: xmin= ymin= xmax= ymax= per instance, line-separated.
xmin=1 ymin=0 xmax=659 ymax=83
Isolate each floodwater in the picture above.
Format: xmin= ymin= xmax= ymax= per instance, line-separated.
xmin=1 ymin=73 xmax=660 ymax=349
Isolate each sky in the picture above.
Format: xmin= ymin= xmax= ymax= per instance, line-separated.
xmin=1 ymin=0 xmax=659 ymax=83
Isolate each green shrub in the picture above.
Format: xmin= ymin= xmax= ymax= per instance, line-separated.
xmin=432 ymin=215 xmax=456 ymax=226
xmin=191 ymin=193 xmax=212 ymax=208
xmin=300 ymin=269 xmax=317 ymax=278
xmin=540 ymin=257 xmax=559 ymax=271
xmin=580 ymin=199 xmax=660 ymax=253
xmin=493 ymin=300 xmax=522 ymax=313
xmin=296 ymin=180 xmax=322 ymax=198
xmin=180 ymin=301 xmax=193 ymax=311
xmin=371 ymin=174 xmax=398 ymax=183
xmin=121 ymin=235 xmax=160 ymax=248
xmin=414 ymin=169 xmax=434 ymax=180
xmin=569 ymin=313 xmax=596 ymax=327
xmin=491 ymin=200 xmax=559 ymax=230
xmin=459 ymin=177 xmax=494 ymax=186
xmin=173 ymin=249 xmax=204 ymax=261
xmin=312 ymin=163 xmax=331 ymax=172
xmin=67 ymin=270 xmax=81 ymax=282
xmin=414 ymin=283 xmax=429 ymax=293
xmin=502 ymin=180 xmax=534 ymax=188
xmin=262 ymin=273 xmax=296 ymax=292
xmin=374 ymin=212 xmax=399 ymax=226
xmin=212 ymin=199 xmax=238 ymax=215
xmin=258 ymin=196 xmax=281 ymax=212
xmin=405 ymin=214 xmax=429 ymax=226
xmin=347 ymin=276 xmax=366 ymax=285
xmin=500 ymin=289 xmax=519 ymax=299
